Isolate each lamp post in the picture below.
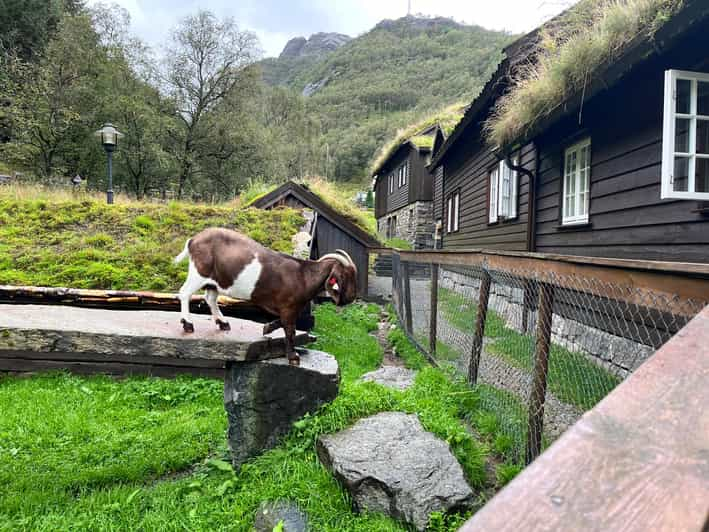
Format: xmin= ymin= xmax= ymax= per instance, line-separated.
xmin=95 ymin=123 xmax=123 ymax=204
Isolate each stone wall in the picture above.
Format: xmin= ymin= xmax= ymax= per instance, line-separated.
xmin=438 ymin=269 xmax=653 ymax=379
xmin=377 ymin=201 xmax=434 ymax=250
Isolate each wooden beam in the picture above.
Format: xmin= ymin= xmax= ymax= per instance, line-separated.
xmin=526 ymin=283 xmax=554 ymax=464
xmin=430 ymin=264 xmax=439 ymax=356
xmin=461 ymin=304 xmax=709 ymax=532
xmin=403 ymin=261 xmax=413 ymax=334
xmin=468 ymin=271 xmax=491 ymax=385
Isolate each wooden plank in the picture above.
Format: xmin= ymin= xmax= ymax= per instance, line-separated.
xmin=461 ymin=304 xmax=709 ymax=532
xmin=403 ymin=262 xmax=413 ymax=334
xmin=430 ymin=264 xmax=439 ymax=356
xmin=526 ymin=283 xmax=554 ymax=464
xmin=392 ymin=249 xmax=709 ymax=317
xmin=468 ymin=271 xmax=491 ymax=385
xmin=0 ymin=358 xmax=225 ymax=379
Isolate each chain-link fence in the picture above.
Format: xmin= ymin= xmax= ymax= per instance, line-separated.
xmin=376 ymin=250 xmax=709 ymax=464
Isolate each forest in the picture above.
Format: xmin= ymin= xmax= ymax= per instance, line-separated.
xmin=0 ymin=1 xmax=513 ymax=201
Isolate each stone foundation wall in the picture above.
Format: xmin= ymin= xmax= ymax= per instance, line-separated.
xmin=377 ymin=201 xmax=434 ymax=250
xmin=438 ymin=269 xmax=653 ymax=379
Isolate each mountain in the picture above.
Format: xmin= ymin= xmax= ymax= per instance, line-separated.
xmin=260 ymin=15 xmax=515 ymax=180
xmin=259 ymin=32 xmax=351 ymax=87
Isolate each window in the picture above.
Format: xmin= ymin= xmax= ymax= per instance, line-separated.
xmin=662 ymin=69 xmax=709 ymax=200
xmin=389 ymin=174 xmax=394 ymax=194
xmin=489 ymin=159 xmax=518 ymax=223
xmin=562 ymin=138 xmax=591 ymax=225
xmin=447 ymin=191 xmax=460 ymax=233
xmin=403 ymin=162 xmax=408 ymax=186
xmin=397 ymin=163 xmax=409 ymax=187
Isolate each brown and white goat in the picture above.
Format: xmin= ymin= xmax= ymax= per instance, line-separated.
xmin=173 ymin=227 xmax=358 ymax=365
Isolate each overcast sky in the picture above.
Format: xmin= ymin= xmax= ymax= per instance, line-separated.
xmin=86 ymin=0 xmax=573 ymax=58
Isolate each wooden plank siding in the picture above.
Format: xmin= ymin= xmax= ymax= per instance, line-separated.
xmin=533 ymin=22 xmax=709 ymax=263
xmin=312 ymin=216 xmax=369 ymax=294
xmin=374 ymin=144 xmax=434 ymax=218
xmin=438 ymin=130 xmax=535 ymax=251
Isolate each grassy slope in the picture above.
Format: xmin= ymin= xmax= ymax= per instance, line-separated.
xmin=0 ymin=188 xmax=304 ymax=291
xmin=0 ymin=303 xmax=515 ymax=531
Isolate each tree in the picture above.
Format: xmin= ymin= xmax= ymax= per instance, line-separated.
xmin=162 ymin=10 xmax=260 ymax=199
xmin=1 ymin=13 xmax=102 ymax=178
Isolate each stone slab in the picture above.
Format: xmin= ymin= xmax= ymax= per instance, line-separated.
xmin=0 ymin=304 xmax=310 ymax=362
xmin=361 ymin=366 xmax=417 ymax=390
xmin=225 ymin=348 xmax=340 ymax=466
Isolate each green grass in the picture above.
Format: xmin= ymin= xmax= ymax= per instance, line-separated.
xmin=437 ymin=287 xmax=620 ymax=411
xmin=0 ymin=302 xmax=505 ymax=531
xmin=383 ymin=237 xmax=413 ymax=250
xmin=0 ymin=192 xmax=304 ymax=291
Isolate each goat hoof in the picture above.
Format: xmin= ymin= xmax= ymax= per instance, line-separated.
xmin=216 ymin=319 xmax=230 ymax=331
xmin=181 ymin=319 xmax=194 ymax=333
xmin=288 ymin=354 xmax=300 ymax=366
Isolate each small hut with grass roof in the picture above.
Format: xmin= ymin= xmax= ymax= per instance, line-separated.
xmin=371 ymin=106 xmax=464 ymax=250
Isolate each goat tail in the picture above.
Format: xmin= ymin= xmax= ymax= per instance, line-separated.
xmin=173 ymin=239 xmax=191 ymax=264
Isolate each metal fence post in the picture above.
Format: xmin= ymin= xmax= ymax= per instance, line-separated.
xmin=469 ymin=270 xmax=491 ymax=385
xmin=429 ymin=263 xmax=439 ymax=356
xmin=403 ymin=261 xmax=413 ymax=335
xmin=526 ymin=281 xmax=554 ymax=465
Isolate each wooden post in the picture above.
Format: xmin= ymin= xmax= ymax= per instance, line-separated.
xmin=403 ymin=261 xmax=413 ymax=334
xmin=468 ymin=271 xmax=491 ymax=385
xmin=429 ymin=263 xmax=439 ymax=356
xmin=521 ymin=280 xmax=531 ymax=334
xmin=526 ymin=282 xmax=554 ymax=465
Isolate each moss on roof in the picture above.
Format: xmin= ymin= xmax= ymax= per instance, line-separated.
xmin=485 ymin=0 xmax=683 ymax=148
xmin=370 ymin=103 xmax=466 ymax=176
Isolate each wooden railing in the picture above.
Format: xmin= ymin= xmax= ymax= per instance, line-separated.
xmin=460 ymin=304 xmax=709 ymax=532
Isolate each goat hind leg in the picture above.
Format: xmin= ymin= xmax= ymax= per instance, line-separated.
xmin=178 ymin=267 xmax=203 ymax=333
xmin=205 ymin=288 xmax=230 ymax=331
xmin=283 ymin=321 xmax=299 ymax=366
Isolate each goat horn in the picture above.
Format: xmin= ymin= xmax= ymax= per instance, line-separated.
xmin=318 ymin=253 xmax=350 ymax=267
xmin=335 ymin=249 xmax=354 ymax=266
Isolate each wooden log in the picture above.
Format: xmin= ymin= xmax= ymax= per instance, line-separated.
xmin=430 ymin=263 xmax=439 ymax=356
xmin=468 ymin=271 xmax=491 ymax=385
xmin=403 ymin=261 xmax=413 ymax=334
xmin=526 ymin=283 xmax=554 ymax=464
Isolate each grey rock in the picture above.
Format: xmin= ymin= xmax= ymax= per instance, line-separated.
xmin=361 ymin=366 xmax=417 ymax=390
xmin=225 ymin=348 xmax=340 ymax=467
xmin=302 ymin=76 xmax=329 ymax=97
xmin=254 ymin=501 xmax=308 ymax=532
xmin=279 ymin=32 xmax=350 ymax=60
xmin=279 ymin=37 xmax=307 ymax=59
xmin=0 ymin=304 xmax=311 ymax=362
xmin=316 ymin=412 xmax=474 ymax=531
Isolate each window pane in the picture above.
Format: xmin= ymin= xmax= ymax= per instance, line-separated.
xmin=697 ymin=119 xmax=709 ymax=154
xmin=673 ymin=156 xmax=690 ymax=192
xmin=677 ymin=79 xmax=691 ymax=114
xmin=568 ymin=195 xmax=575 ymax=216
xmin=698 ymin=81 xmax=709 ymax=116
xmin=697 ymin=158 xmax=709 ymax=193
xmin=675 ymin=118 xmax=691 ymax=153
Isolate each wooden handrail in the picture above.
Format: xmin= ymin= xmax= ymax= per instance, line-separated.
xmin=460 ymin=304 xmax=709 ymax=532
xmin=368 ymin=249 xmax=709 ymax=316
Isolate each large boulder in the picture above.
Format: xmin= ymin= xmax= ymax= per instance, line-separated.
xmin=225 ymin=349 xmax=339 ymax=467
xmin=360 ymin=366 xmax=417 ymax=390
xmin=316 ymin=412 xmax=474 ymax=530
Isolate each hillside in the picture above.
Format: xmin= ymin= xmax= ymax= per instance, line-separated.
xmin=261 ymin=16 xmax=515 ymax=179
xmin=0 ymin=187 xmax=304 ymax=291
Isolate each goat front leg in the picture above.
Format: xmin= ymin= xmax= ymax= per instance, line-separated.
xmin=283 ymin=320 xmax=299 ymax=366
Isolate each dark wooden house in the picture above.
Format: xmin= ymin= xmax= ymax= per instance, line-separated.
xmin=251 ymin=181 xmax=379 ymax=293
xmin=372 ymin=125 xmax=440 ymax=249
xmin=431 ymin=0 xmax=709 ymax=263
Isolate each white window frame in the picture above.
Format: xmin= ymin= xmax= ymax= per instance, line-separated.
xmin=447 ymin=191 xmax=460 ymax=233
xmin=662 ymin=69 xmax=709 ymax=200
xmin=562 ymin=138 xmax=591 ymax=226
xmin=389 ymin=174 xmax=394 ymax=194
xmin=489 ymin=158 xmax=518 ymax=223
xmin=403 ymin=162 xmax=408 ymax=186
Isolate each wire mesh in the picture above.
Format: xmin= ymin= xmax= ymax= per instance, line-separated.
xmin=385 ymin=254 xmax=708 ymax=464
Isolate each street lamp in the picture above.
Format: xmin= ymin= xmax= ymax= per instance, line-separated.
xmin=94 ymin=123 xmax=123 ymax=204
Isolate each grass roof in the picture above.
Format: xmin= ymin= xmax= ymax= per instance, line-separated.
xmin=370 ymin=103 xmax=466 ymax=176
xmin=485 ymin=0 xmax=683 ymax=148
